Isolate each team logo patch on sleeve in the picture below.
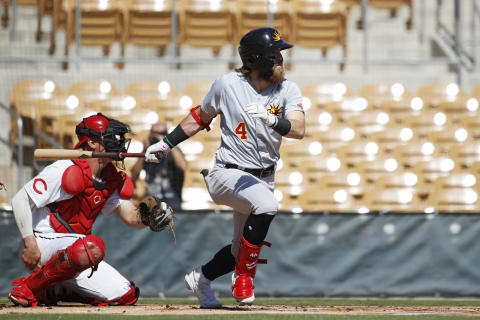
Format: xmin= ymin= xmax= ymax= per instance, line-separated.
xmin=33 ymin=178 xmax=47 ymax=195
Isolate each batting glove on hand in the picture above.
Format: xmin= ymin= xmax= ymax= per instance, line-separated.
xmin=244 ymin=103 xmax=277 ymax=127
xmin=145 ymin=139 xmax=171 ymax=162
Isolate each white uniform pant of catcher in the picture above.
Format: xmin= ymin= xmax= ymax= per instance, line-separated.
xmin=204 ymin=164 xmax=277 ymax=257
xmin=21 ymin=232 xmax=132 ymax=301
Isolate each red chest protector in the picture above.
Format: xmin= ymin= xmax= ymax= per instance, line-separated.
xmin=49 ymin=159 xmax=133 ymax=235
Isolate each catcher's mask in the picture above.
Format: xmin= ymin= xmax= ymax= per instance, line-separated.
xmin=74 ymin=113 xmax=131 ymax=155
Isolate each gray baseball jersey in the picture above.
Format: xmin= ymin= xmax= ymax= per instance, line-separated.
xmin=201 ymin=71 xmax=304 ymax=169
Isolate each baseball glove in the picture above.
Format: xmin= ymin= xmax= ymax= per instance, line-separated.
xmin=138 ymin=196 xmax=175 ymax=239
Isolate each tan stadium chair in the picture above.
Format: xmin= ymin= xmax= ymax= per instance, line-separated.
xmin=280 ymin=138 xmax=323 ymax=167
xmin=36 ymin=0 xmax=55 ymax=42
xmin=459 ymin=114 xmax=480 ymax=140
xmin=116 ymin=109 xmax=162 ymax=134
xmin=377 ymin=97 xmax=420 ymax=124
xmin=303 ymin=108 xmax=339 ymax=134
xmin=297 ymin=157 xmax=343 ymax=183
xmin=63 ymin=0 xmax=122 ymax=70
xmin=324 ymin=96 xmax=372 ymax=122
xmin=68 ymin=80 xmax=119 ymax=107
xmin=146 ymin=96 xmax=189 ymax=121
xmin=182 ymin=81 xmax=213 ymax=107
xmin=336 ymin=140 xmax=382 ymax=168
xmin=369 ymin=125 xmax=416 ymax=154
xmin=35 ymin=96 xmax=86 ymax=148
xmin=472 ymin=86 xmax=480 ymax=100
xmin=392 ymin=141 xmax=439 ymax=169
xmin=177 ymin=0 xmax=235 ymax=68
xmin=9 ymin=80 xmax=64 ymax=146
xmin=436 ymin=99 xmax=477 ymax=122
xmin=48 ymin=0 xmax=68 ymax=55
xmin=412 ymin=157 xmax=456 ymax=185
xmin=309 ymin=125 xmax=355 ymax=154
xmin=417 ymin=83 xmax=468 ymax=109
xmin=89 ymin=94 xmax=139 ymax=117
xmin=340 ymin=0 xmax=413 ymax=30
xmin=375 ymin=171 xmax=429 ymax=201
xmin=355 ymin=157 xmax=400 ymax=184
xmin=125 ymin=81 xmax=178 ymax=109
xmin=449 ymin=142 xmax=480 ymax=169
xmin=295 ymin=188 xmax=360 ymax=213
xmin=403 ymin=110 xmax=452 ymax=138
xmin=433 ymin=173 xmax=478 ymax=190
xmin=2 ymin=0 xmax=37 ymax=29
xmin=302 ymin=82 xmax=353 ymax=109
xmin=425 ymin=126 xmax=470 ymax=155
xmin=318 ymin=171 xmax=369 ymax=200
xmin=120 ymin=0 xmax=174 ymax=69
xmin=363 ymin=188 xmax=423 ymax=213
xmin=359 ymin=83 xmax=411 ymax=108
xmin=428 ymin=187 xmax=480 ymax=213
xmin=292 ymin=0 xmax=347 ymax=71
xmin=344 ymin=110 xmax=390 ymax=138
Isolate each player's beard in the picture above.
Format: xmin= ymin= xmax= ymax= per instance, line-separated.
xmin=260 ymin=65 xmax=285 ymax=83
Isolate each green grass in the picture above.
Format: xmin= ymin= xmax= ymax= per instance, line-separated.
xmin=1 ymin=297 xmax=480 ymax=320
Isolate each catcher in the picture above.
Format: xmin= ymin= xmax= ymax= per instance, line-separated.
xmin=8 ymin=113 xmax=174 ymax=307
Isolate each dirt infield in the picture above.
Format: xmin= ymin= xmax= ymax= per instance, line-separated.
xmin=1 ymin=303 xmax=480 ymax=317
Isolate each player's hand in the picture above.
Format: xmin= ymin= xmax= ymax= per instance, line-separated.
xmin=22 ymin=236 xmax=41 ymax=272
xmin=244 ymin=103 xmax=277 ymax=127
xmin=145 ymin=139 xmax=171 ymax=162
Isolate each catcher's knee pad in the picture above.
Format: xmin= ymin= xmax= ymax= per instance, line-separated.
xmin=90 ymin=281 xmax=140 ymax=306
xmin=66 ymin=235 xmax=106 ymax=272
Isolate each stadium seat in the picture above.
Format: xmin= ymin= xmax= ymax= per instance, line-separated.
xmin=392 ymin=141 xmax=438 ymax=169
xmin=116 ymin=109 xmax=162 ymax=134
xmin=412 ymin=157 xmax=456 ymax=184
xmin=293 ymin=0 xmax=347 ymax=71
xmin=309 ymin=125 xmax=355 ymax=154
xmin=181 ymin=81 xmax=213 ymax=107
xmin=318 ymin=171 xmax=369 ymax=199
xmin=355 ymin=157 xmax=399 ymax=184
xmin=294 ymin=188 xmax=360 ymax=213
xmin=297 ymin=157 xmax=343 ymax=183
xmin=302 ymin=82 xmax=353 ymax=108
xmin=337 ymin=140 xmax=382 ymax=168
xmin=377 ymin=96 xmax=420 ymax=124
xmin=359 ymin=83 xmax=411 ymax=108
xmin=177 ymin=0 xmax=235 ymax=68
xmin=125 ymin=81 xmax=177 ymax=109
xmin=369 ymin=125 xmax=415 ymax=154
xmin=449 ymin=142 xmax=480 ymax=169
xmin=425 ymin=126 xmax=469 ymax=154
xmin=403 ymin=110 xmax=451 ymax=138
xmin=344 ymin=110 xmax=390 ymax=138
xmin=47 ymin=0 xmax=67 ymax=54
xmin=280 ymin=138 xmax=323 ymax=166
xmin=120 ymin=0 xmax=173 ymax=69
xmin=428 ymin=187 xmax=479 ymax=213
xmin=324 ymin=96 xmax=371 ymax=122
xmin=433 ymin=172 xmax=477 ymax=189
xmin=2 ymin=0 xmax=37 ymax=30
xmin=363 ymin=188 xmax=422 ymax=213
xmin=417 ymin=83 xmax=468 ymax=109
xmin=458 ymin=114 xmax=480 ymax=140
xmin=68 ymin=80 xmax=119 ymax=107
xmin=63 ymin=0 xmax=122 ymax=70
xmin=89 ymin=94 xmax=139 ymax=117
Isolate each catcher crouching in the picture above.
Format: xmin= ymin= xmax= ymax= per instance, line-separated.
xmin=8 ymin=113 xmax=174 ymax=307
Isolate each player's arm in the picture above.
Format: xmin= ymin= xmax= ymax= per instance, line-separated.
xmin=284 ymin=110 xmax=305 ymax=139
xmin=112 ymin=200 xmax=147 ymax=230
xmin=11 ymin=188 xmax=41 ymax=271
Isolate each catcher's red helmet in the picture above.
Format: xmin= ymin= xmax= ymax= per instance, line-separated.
xmin=74 ymin=114 xmax=110 ymax=149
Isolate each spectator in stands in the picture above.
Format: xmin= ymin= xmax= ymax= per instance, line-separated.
xmin=0 ymin=180 xmax=6 ymax=191
xmin=131 ymin=122 xmax=186 ymax=210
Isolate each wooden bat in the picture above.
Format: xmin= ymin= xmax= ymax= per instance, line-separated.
xmin=34 ymin=149 xmax=145 ymax=161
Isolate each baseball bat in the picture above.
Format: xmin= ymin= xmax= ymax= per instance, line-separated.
xmin=34 ymin=149 xmax=145 ymax=161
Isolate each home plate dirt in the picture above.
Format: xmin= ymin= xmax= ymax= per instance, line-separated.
xmin=1 ymin=304 xmax=480 ymax=316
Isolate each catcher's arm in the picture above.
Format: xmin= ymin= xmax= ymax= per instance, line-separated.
xmin=113 ymin=200 xmax=147 ymax=230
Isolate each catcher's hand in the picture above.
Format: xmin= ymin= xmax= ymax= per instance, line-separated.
xmin=138 ymin=196 xmax=175 ymax=237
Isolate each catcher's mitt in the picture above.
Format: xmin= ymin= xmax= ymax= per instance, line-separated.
xmin=138 ymin=196 xmax=175 ymax=239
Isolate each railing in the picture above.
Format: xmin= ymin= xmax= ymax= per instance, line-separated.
xmin=0 ymin=102 xmax=23 ymax=192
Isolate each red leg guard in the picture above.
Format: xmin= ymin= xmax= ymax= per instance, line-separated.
xmin=9 ymin=235 xmax=105 ymax=307
xmin=90 ymin=281 xmax=140 ymax=306
xmin=232 ymin=237 xmax=270 ymax=302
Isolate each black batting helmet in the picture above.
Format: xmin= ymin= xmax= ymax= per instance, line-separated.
xmin=238 ymin=27 xmax=293 ymax=70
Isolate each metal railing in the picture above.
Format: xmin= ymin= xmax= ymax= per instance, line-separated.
xmin=0 ymin=102 xmax=23 ymax=192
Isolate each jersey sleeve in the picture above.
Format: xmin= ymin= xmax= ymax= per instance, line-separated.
xmin=201 ymin=76 xmax=224 ymax=116
xmin=284 ymin=82 xmax=304 ymax=115
xmin=101 ymin=190 xmax=122 ymax=216
xmin=24 ymin=161 xmax=73 ymax=208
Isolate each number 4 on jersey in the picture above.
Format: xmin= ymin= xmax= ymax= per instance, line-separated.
xmin=235 ymin=122 xmax=248 ymax=140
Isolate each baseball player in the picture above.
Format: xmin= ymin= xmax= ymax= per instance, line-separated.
xmin=145 ymin=27 xmax=305 ymax=307
xmin=8 ymin=113 xmax=174 ymax=307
